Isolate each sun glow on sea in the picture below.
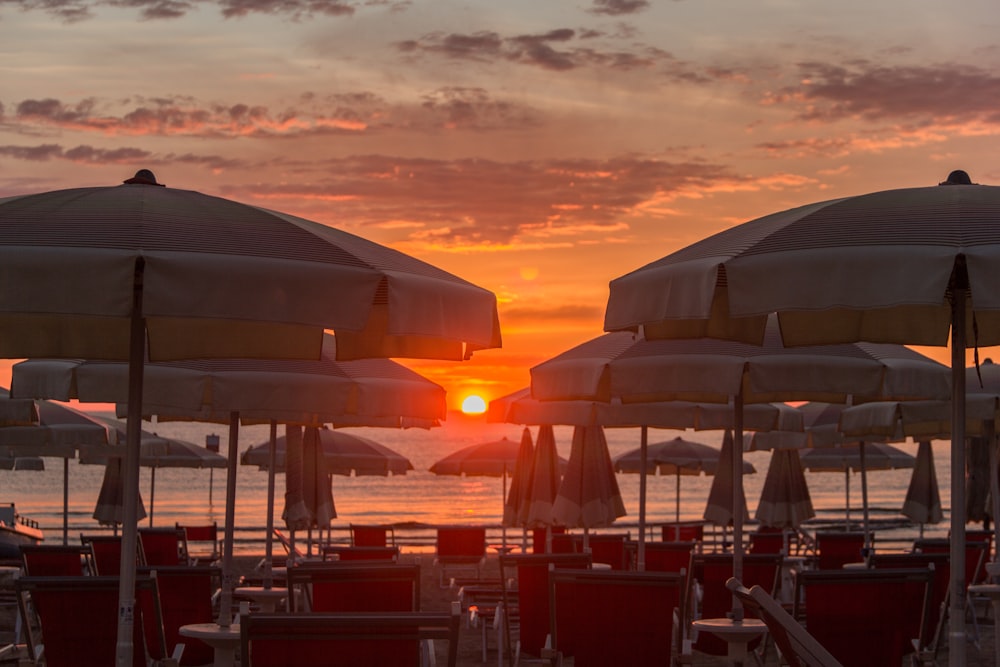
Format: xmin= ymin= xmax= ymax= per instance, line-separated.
xmin=460 ymin=395 xmax=487 ymax=414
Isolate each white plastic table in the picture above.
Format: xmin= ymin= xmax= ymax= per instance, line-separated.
xmin=691 ymin=617 xmax=767 ymax=666
xmin=234 ymin=585 xmax=288 ymax=613
xmin=179 ymin=622 xmax=241 ymax=667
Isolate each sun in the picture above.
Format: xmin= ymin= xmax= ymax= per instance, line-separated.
xmin=461 ymin=395 xmax=487 ymax=415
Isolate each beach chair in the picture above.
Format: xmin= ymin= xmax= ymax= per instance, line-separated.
xmin=792 ymin=567 xmax=933 ymax=666
xmin=585 ymin=533 xmax=629 ymax=570
xmin=748 ymin=530 xmax=786 ymax=555
xmin=643 ymin=541 xmax=696 ymax=574
xmin=349 ymin=523 xmax=395 ymax=548
xmin=550 ymin=533 xmax=580 ymax=554
xmin=814 ymin=531 xmax=866 ymax=570
xmin=176 ymin=522 xmax=220 ymax=565
xmin=548 ymin=568 xmax=686 ymax=666
xmin=81 ymin=533 xmax=143 ymax=575
xmin=531 ymin=526 xmax=566 ymax=554
xmin=321 ymin=545 xmax=400 ymax=562
xmin=287 ymin=562 xmax=420 ymax=613
xmin=139 ymin=526 xmax=188 ymax=566
xmin=19 ymin=544 xmax=92 ymax=576
xmin=661 ymin=521 xmax=705 ymax=543
xmin=434 ymin=526 xmax=487 ymax=587
xmin=16 ymin=574 xmax=180 ymax=667
xmin=498 ymin=552 xmax=591 ymax=666
xmin=913 ymin=537 xmax=988 ymax=644
xmin=240 ymin=605 xmax=461 ymax=667
xmin=726 ymin=578 xmax=843 ymax=667
xmin=140 ymin=565 xmax=220 ymax=666
xmin=686 ymin=553 xmax=782 ymax=659
xmin=869 ymin=551 xmax=950 ymax=661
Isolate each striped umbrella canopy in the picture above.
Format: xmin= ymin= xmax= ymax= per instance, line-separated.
xmin=241 ymin=428 xmax=414 ymax=477
xmin=523 ymin=424 xmax=564 ymax=533
xmin=503 ymin=427 xmax=535 ymax=527
xmin=703 ymin=430 xmax=755 ymax=528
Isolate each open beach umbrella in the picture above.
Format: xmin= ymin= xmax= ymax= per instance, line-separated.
xmin=902 ymin=441 xmax=943 ymax=537
xmin=80 ymin=417 xmax=226 ymax=527
xmin=242 ymin=427 xmax=414 ymax=476
xmin=13 ymin=335 xmax=444 ymax=624
xmin=551 ymin=425 xmax=626 ymax=532
xmin=613 ymin=436 xmax=722 ymax=534
xmin=603 ymin=171 xmax=1000 ymax=660
xmin=0 ymin=174 xmax=496 ymax=664
xmin=755 ymin=448 xmax=815 ymax=531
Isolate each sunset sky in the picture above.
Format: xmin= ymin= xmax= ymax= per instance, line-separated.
xmin=3 ymin=0 xmax=1000 ymax=411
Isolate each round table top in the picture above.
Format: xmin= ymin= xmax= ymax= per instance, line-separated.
xmin=179 ymin=623 xmax=241 ymax=640
xmin=969 ymin=583 xmax=1000 ymax=598
xmin=235 ymin=586 xmax=288 ymax=597
xmin=692 ymin=617 xmax=767 ymax=641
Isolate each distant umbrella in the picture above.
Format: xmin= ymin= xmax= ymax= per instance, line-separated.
xmin=503 ymin=428 xmax=535 ymax=529
xmin=242 ymin=429 xmax=414 ymax=477
xmin=704 ymin=431 xmax=756 ymax=528
xmin=524 ymin=425 xmax=563 ymax=532
xmin=755 ymin=448 xmax=815 ymax=530
xmin=902 ymin=441 xmax=943 ymax=537
xmin=93 ymin=458 xmax=147 ymax=528
xmin=552 ymin=425 xmax=626 ymax=530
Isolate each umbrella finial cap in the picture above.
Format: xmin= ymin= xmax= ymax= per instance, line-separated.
xmin=940 ymin=169 xmax=973 ymax=185
xmin=123 ymin=169 xmax=165 ymax=186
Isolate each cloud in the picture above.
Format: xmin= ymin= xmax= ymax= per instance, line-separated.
xmin=0 ymin=143 xmax=153 ymax=164
xmin=502 ymin=302 xmax=605 ymax=323
xmin=397 ymin=28 xmax=668 ymax=72
xmin=4 ymin=0 xmax=357 ymax=20
xmin=2 ymin=90 xmax=539 ymax=137
xmin=770 ymin=61 xmax=1000 ymax=125
xmin=588 ymin=0 xmax=649 ymax=16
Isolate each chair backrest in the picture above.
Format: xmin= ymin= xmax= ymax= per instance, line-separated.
xmin=272 ymin=528 xmax=305 ymax=561
xmin=16 ymin=575 xmax=168 ymax=667
xmin=138 ymin=527 xmax=187 ymax=566
xmin=240 ymin=606 xmax=461 ymax=667
xmin=435 ymin=526 xmax=486 ymax=561
xmin=549 ymin=568 xmax=685 ymax=666
xmin=177 ymin=522 xmax=220 ymax=563
xmin=792 ymin=567 xmax=933 ymax=666
xmin=726 ymin=578 xmax=843 ymax=667
xmin=322 ymin=545 xmax=399 ymax=562
xmin=643 ymin=541 xmax=696 ymax=573
xmin=81 ymin=534 xmax=137 ymax=575
xmin=140 ymin=565 xmax=220 ymax=667
xmin=964 ymin=530 xmax=994 ymax=583
xmin=350 ymin=524 xmax=394 ymax=548
xmin=868 ymin=552 xmax=950 ymax=648
xmin=913 ymin=538 xmax=987 ymax=588
xmin=815 ymin=531 xmax=866 ymax=570
xmin=661 ymin=521 xmax=705 ymax=542
xmin=551 ymin=532 xmax=580 ymax=554
xmin=19 ymin=545 xmax=91 ymax=576
xmin=586 ymin=533 xmax=630 ymax=570
xmin=531 ymin=525 xmax=566 ymax=553
xmin=748 ymin=530 xmax=786 ymax=555
xmin=688 ymin=553 xmax=783 ymax=656
xmin=498 ymin=552 xmax=592 ymax=659
xmin=288 ymin=563 xmax=420 ymax=613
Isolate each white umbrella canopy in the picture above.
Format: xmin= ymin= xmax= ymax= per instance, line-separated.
xmin=503 ymin=428 xmax=535 ymax=528
xmin=523 ymin=424 xmax=564 ymax=530
xmin=1 ymin=173 xmax=497 ymax=663
xmin=551 ymin=425 xmax=626 ymax=530
xmin=241 ymin=428 xmax=414 ymax=476
xmin=755 ymin=448 xmax=815 ymax=530
xmin=902 ymin=441 xmax=943 ymax=536
xmin=703 ymin=430 xmax=755 ymax=528
xmin=603 ymin=171 xmax=1000 ymax=661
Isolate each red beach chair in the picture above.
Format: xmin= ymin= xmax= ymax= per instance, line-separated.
xmin=177 ymin=522 xmax=220 ymax=565
xmin=814 ymin=531 xmax=866 ymax=570
xmin=434 ymin=526 xmax=487 ymax=586
xmin=19 ymin=544 xmax=92 ymax=576
xmin=141 ymin=565 xmax=221 ymax=666
xmin=322 ymin=545 xmax=399 ymax=562
xmin=139 ymin=526 xmax=187 ymax=566
xmin=349 ymin=523 xmax=395 ymax=548
xmin=586 ymin=533 xmax=629 ymax=570
xmin=661 ymin=521 xmax=705 ymax=542
xmin=643 ymin=541 xmax=696 ymax=573
xmin=287 ymin=562 xmax=420 ymax=613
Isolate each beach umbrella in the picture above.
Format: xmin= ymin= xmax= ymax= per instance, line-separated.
xmin=799 ymin=442 xmax=915 ymax=541
xmin=613 ymin=436 xmax=722 ymax=536
xmin=524 ymin=424 xmax=565 ymax=550
xmin=703 ymin=430 xmax=754 ymax=529
xmin=502 ymin=428 xmax=535 ymax=551
xmin=0 ymin=174 xmax=497 ymax=662
xmin=902 ymin=441 xmax=943 ymax=537
xmin=79 ymin=417 xmax=226 ymax=527
xmin=529 ymin=322 xmax=947 ymax=587
xmin=755 ymin=448 xmax=815 ymax=531
xmin=603 ymin=171 xmax=1000 ymax=660
xmin=281 ymin=425 xmax=335 ymax=537
xmin=551 ymin=425 xmax=626 ymax=532
xmin=241 ymin=428 xmax=414 ymax=476
xmin=93 ymin=458 xmax=147 ymax=529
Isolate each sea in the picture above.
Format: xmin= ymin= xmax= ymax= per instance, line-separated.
xmin=0 ymin=412 xmax=954 ymax=555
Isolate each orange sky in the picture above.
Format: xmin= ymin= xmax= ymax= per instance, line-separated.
xmin=3 ymin=1 xmax=1000 ymax=411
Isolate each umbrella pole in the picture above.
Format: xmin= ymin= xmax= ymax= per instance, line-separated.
xmin=949 ymin=286 xmax=968 ymax=667
xmin=115 ymin=277 xmax=145 ymax=667
xmin=502 ymin=465 xmax=507 ymax=549
xmin=637 ymin=426 xmax=648 ymax=571
xmin=217 ymin=411 xmax=240 ymax=628
xmin=844 ymin=470 xmax=851 ymax=529
xmin=732 ymin=389 xmax=745 ymax=622
xmin=63 ymin=458 xmax=69 ymax=546
xmin=149 ymin=468 xmax=155 ymax=527
xmin=989 ymin=420 xmax=1000 ymax=573
xmin=859 ymin=442 xmax=871 ymax=556
xmin=264 ymin=420 xmax=277 ymax=589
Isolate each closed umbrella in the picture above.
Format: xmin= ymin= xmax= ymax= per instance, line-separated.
xmin=281 ymin=425 xmax=335 ymax=536
xmin=603 ymin=170 xmax=1000 ymax=660
xmin=524 ymin=424 xmax=565 ymax=545
xmin=94 ymin=458 xmax=147 ymax=529
xmin=755 ymin=448 xmax=815 ymax=531
xmin=703 ymin=430 xmax=755 ymax=530
xmin=503 ymin=428 xmax=535 ymax=551
xmin=902 ymin=441 xmax=943 ymax=537
xmin=551 ymin=425 xmax=626 ymax=532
